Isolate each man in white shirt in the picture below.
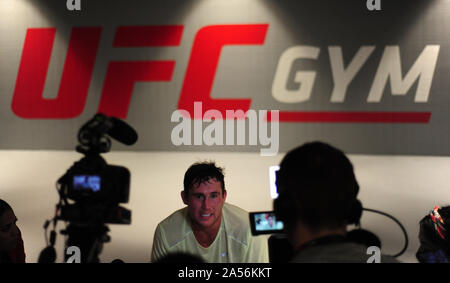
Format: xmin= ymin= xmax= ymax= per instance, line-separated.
xmin=151 ymin=162 xmax=268 ymax=263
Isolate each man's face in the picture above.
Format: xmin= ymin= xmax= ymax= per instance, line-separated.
xmin=181 ymin=178 xmax=227 ymax=231
xmin=268 ymin=216 xmax=274 ymax=227
xmin=0 ymin=209 xmax=19 ymax=252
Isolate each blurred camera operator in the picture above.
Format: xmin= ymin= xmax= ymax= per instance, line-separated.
xmin=274 ymin=142 xmax=399 ymax=263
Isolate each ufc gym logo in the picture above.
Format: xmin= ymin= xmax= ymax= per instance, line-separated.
xmin=12 ymin=24 xmax=439 ymax=123
xmin=12 ymin=25 xmax=267 ymax=120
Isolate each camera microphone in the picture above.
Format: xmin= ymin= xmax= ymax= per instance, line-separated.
xmin=78 ymin=113 xmax=138 ymax=148
xmin=108 ymin=117 xmax=138 ymax=146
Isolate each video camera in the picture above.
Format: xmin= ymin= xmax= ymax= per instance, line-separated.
xmin=57 ymin=113 xmax=136 ymax=225
xmin=39 ymin=113 xmax=138 ymax=263
xmin=63 ymin=162 xmax=130 ymax=204
xmin=57 ymin=161 xmax=131 ymax=225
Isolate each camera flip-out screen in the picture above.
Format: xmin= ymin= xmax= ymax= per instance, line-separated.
xmin=249 ymin=211 xmax=284 ymax=235
xmin=73 ymin=175 xmax=101 ymax=192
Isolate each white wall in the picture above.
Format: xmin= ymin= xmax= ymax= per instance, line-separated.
xmin=1 ymin=150 xmax=449 ymax=263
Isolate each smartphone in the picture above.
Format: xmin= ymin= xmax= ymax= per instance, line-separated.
xmin=249 ymin=211 xmax=284 ymax=235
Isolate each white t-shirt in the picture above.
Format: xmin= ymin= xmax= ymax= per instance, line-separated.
xmin=151 ymin=203 xmax=269 ymax=263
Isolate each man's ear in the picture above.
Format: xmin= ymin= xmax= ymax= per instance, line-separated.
xmin=181 ymin=191 xmax=188 ymax=205
xmin=223 ymin=190 xmax=227 ymax=201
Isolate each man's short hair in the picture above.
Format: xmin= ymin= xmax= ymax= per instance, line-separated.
xmin=275 ymin=141 xmax=359 ymax=231
xmin=183 ymin=162 xmax=225 ymax=195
